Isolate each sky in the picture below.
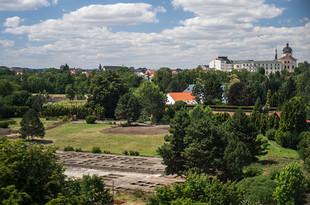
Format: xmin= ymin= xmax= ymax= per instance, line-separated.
xmin=0 ymin=0 xmax=309 ymax=69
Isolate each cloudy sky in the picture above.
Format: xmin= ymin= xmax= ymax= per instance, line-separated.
xmin=0 ymin=0 xmax=309 ymax=69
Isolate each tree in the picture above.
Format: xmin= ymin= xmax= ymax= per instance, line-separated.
xmin=192 ymin=77 xmax=223 ymax=105
xmin=157 ymin=108 xmax=190 ymax=175
xmin=135 ymin=81 xmax=166 ymax=123
xmin=275 ymin=97 xmax=307 ymax=148
xmin=273 ymin=162 xmax=308 ymax=204
xmin=0 ymin=138 xmax=113 ymax=205
xmin=227 ymin=109 xmax=266 ymax=162
xmin=0 ymin=138 xmax=65 ymax=204
xmin=152 ymin=67 xmax=172 ymax=92
xmin=115 ymin=93 xmax=142 ymax=125
xmin=227 ymin=82 xmax=255 ymax=106
xmin=87 ymin=70 xmax=128 ymax=118
xmin=65 ymin=84 xmax=75 ymax=100
xmin=20 ymin=108 xmax=45 ymax=140
xmin=148 ymin=173 xmax=243 ymax=205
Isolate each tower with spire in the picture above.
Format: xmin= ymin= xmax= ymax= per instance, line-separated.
xmin=277 ymin=42 xmax=297 ymax=72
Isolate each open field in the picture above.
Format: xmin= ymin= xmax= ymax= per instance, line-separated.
xmin=53 ymin=100 xmax=87 ymax=107
xmin=45 ymin=122 xmax=167 ymax=156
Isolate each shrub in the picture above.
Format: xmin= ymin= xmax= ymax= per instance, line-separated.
xmin=64 ymin=146 xmax=74 ymax=151
xmin=0 ymin=121 xmax=9 ymax=128
xmin=86 ymin=115 xmax=96 ymax=124
xmin=129 ymin=150 xmax=140 ymax=156
xmin=75 ymin=148 xmax=83 ymax=152
xmin=123 ymin=150 xmax=129 ymax=155
xmin=266 ymin=128 xmax=277 ymax=140
xmin=7 ymin=120 xmax=16 ymax=125
xmin=275 ymin=131 xmax=301 ymax=149
xmin=103 ymin=150 xmax=111 ymax=154
xmin=92 ymin=146 xmax=101 ymax=153
xmin=243 ymin=167 xmax=264 ymax=178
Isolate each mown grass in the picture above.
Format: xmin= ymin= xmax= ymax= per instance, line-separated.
xmin=45 ymin=122 xmax=165 ymax=156
xmin=53 ymin=100 xmax=86 ymax=107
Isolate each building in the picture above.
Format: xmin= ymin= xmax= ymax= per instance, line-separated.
xmin=209 ymin=43 xmax=297 ymax=74
xmin=166 ymin=92 xmax=197 ymax=105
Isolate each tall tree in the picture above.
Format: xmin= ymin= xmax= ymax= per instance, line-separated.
xmin=273 ymin=162 xmax=308 ymax=205
xmin=20 ymin=108 xmax=45 ymax=140
xmin=65 ymin=84 xmax=75 ymax=101
xmin=87 ymin=70 xmax=127 ymax=118
xmin=115 ymin=93 xmax=142 ymax=125
xmin=152 ymin=67 xmax=172 ymax=92
xmin=135 ymin=81 xmax=166 ymax=123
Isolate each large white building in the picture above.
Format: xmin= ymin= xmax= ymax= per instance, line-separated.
xmin=209 ymin=43 xmax=297 ymax=74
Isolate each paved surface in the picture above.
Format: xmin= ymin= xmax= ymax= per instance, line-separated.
xmin=57 ymin=151 xmax=184 ymax=193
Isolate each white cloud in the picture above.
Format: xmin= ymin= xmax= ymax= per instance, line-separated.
xmin=1 ymin=1 xmax=310 ymax=69
xmin=0 ymin=40 xmax=14 ymax=48
xmin=3 ymin=16 xmax=24 ymax=27
xmin=0 ymin=0 xmax=56 ymax=11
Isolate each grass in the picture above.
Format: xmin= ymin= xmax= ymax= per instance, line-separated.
xmin=53 ymin=100 xmax=86 ymax=107
xmin=45 ymin=122 xmax=165 ymax=156
xmin=8 ymin=118 xmax=63 ymax=131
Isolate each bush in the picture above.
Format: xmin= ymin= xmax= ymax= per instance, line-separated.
xmin=266 ymin=128 xmax=277 ymax=140
xmin=0 ymin=121 xmax=9 ymax=128
xmin=92 ymin=146 xmax=101 ymax=153
xmin=275 ymin=131 xmax=301 ymax=149
xmin=129 ymin=150 xmax=140 ymax=156
xmin=75 ymin=148 xmax=83 ymax=152
xmin=86 ymin=115 xmax=96 ymax=124
xmin=103 ymin=150 xmax=111 ymax=154
xmin=123 ymin=150 xmax=140 ymax=156
xmin=64 ymin=146 xmax=74 ymax=151
xmin=243 ymin=167 xmax=264 ymax=178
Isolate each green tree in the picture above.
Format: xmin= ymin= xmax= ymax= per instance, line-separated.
xmin=0 ymin=138 xmax=65 ymax=204
xmin=135 ymin=81 xmax=166 ymax=123
xmin=65 ymin=84 xmax=75 ymax=100
xmin=20 ymin=108 xmax=45 ymax=140
xmin=87 ymin=70 xmax=128 ymax=118
xmin=227 ymin=109 xmax=266 ymax=162
xmin=152 ymin=67 xmax=172 ymax=92
xmin=273 ymin=162 xmax=308 ymax=204
xmin=275 ymin=97 xmax=307 ymax=148
xmin=157 ymin=108 xmax=190 ymax=175
xmin=115 ymin=93 xmax=142 ymax=125
xmin=148 ymin=173 xmax=243 ymax=205
xmin=227 ymin=82 xmax=255 ymax=106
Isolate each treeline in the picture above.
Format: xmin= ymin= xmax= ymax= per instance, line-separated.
xmin=1 ymin=62 xmax=310 ymax=119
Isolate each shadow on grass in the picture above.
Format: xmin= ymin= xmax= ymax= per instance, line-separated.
xmin=257 ymin=159 xmax=278 ymax=166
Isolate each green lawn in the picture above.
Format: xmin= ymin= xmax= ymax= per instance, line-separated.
xmin=45 ymin=123 xmax=165 ymax=156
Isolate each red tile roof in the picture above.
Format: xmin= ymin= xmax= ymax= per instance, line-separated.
xmin=168 ymin=92 xmax=196 ymax=102
xmin=278 ymin=55 xmax=297 ymax=61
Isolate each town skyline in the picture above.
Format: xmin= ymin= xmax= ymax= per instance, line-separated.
xmin=0 ymin=0 xmax=309 ymax=69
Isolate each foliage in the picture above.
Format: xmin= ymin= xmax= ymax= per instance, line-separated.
xmin=123 ymin=150 xmax=140 ymax=156
xmin=42 ymin=104 xmax=96 ymax=119
xmin=152 ymin=67 xmax=172 ymax=92
xmin=65 ymin=84 xmax=75 ymax=100
xmin=0 ymin=138 xmax=65 ymax=204
xmin=91 ymin=146 xmax=102 ymax=153
xmin=115 ymin=93 xmax=142 ymax=125
xmin=147 ymin=173 xmax=243 ymax=205
xmin=87 ymin=69 xmax=128 ymax=118
xmin=266 ymin=128 xmax=277 ymax=140
xmin=135 ymin=81 xmax=166 ymax=123
xmin=237 ymin=175 xmax=276 ymax=205
xmin=64 ymin=145 xmax=74 ymax=151
xmin=273 ymin=162 xmax=308 ymax=205
xmin=86 ymin=115 xmax=96 ymax=124
xmin=0 ymin=121 xmax=9 ymax=128
xmin=227 ymin=82 xmax=255 ymax=106
xmin=20 ymin=108 xmax=45 ymax=140
xmin=275 ymin=97 xmax=307 ymax=149
xmin=297 ymin=131 xmax=310 ymax=171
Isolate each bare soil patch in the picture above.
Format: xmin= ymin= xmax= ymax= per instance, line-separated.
xmin=101 ymin=125 xmax=169 ymax=135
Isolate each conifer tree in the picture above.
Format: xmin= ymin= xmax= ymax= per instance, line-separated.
xmin=20 ymin=108 xmax=45 ymax=140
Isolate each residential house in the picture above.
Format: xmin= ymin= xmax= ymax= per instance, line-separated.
xmin=166 ymin=92 xmax=197 ymax=105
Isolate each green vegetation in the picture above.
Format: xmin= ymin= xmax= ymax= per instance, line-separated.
xmin=20 ymin=108 xmax=45 ymax=140
xmin=53 ymin=100 xmax=86 ymax=107
xmin=45 ymin=123 xmax=165 ymax=156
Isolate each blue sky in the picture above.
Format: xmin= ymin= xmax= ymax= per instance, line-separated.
xmin=0 ymin=0 xmax=309 ymax=69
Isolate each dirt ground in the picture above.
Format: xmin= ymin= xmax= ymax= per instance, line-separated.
xmin=101 ymin=125 xmax=170 ymax=135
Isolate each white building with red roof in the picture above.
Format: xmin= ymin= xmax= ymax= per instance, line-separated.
xmin=166 ymin=92 xmax=197 ymax=105
xmin=277 ymin=43 xmax=297 ymax=73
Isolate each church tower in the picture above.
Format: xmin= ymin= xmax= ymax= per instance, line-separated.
xmin=278 ymin=42 xmax=297 ymax=72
